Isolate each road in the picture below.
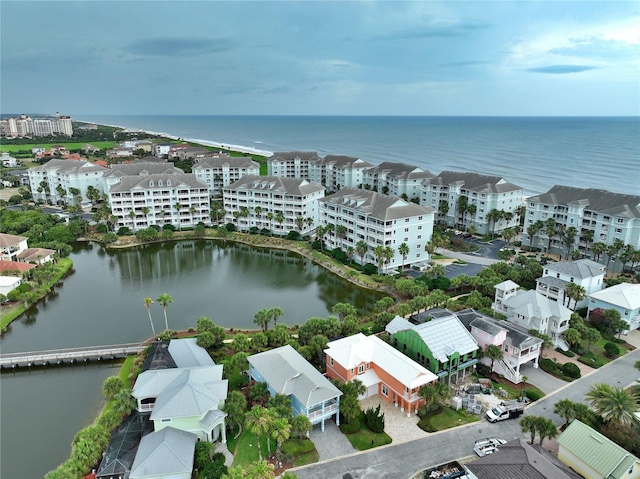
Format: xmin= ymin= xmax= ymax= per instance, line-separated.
xmin=292 ymin=346 xmax=640 ymax=479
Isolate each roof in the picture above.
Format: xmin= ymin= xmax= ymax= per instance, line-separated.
xmin=364 ymin=161 xmax=434 ymax=180
xmin=0 ymin=276 xmax=21 ymax=286
xmin=103 ymin=161 xmax=183 ymax=177
xmin=494 ymin=279 xmax=520 ymax=291
xmin=502 ymin=290 xmax=572 ymax=321
xmin=466 ymin=438 xmax=577 ymax=479
xmin=168 ymin=338 xmax=215 ymax=368
xmin=319 ymin=187 xmax=435 ymax=221
xmin=248 ymin=345 xmax=342 ymax=408
xmin=311 ymin=155 xmax=374 ymax=169
xmin=141 ymin=341 xmax=177 ymax=371
xmin=29 ymin=158 xmax=107 ymax=175
xmin=0 ymin=260 xmax=36 ymax=273
xmin=425 ymin=171 xmax=523 ymax=194
xmin=325 ymin=333 xmax=438 ymax=389
xmin=528 ymin=185 xmax=640 ymax=219
xmin=224 ymin=175 xmax=325 ymax=197
xmin=193 ymin=156 xmax=259 ymax=169
xmin=129 ymin=427 xmax=197 ymax=479
xmin=385 ymin=314 xmax=479 ymax=361
xmin=0 ymin=233 xmax=27 ymax=248
xmin=267 ymin=151 xmax=321 ymax=162
xmin=108 ymin=173 xmax=208 ymax=192
xmin=543 ymin=259 xmax=605 ymax=280
xmin=16 ymin=248 xmax=55 ymax=262
xmin=557 ymin=420 xmax=639 ymax=479
xmin=589 ymin=283 xmax=640 ymax=310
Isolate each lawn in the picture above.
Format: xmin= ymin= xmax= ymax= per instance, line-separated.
xmin=340 ymin=412 xmax=392 ymax=451
xmin=0 ymin=141 xmax=117 ymax=152
xmin=227 ymin=428 xmax=275 ymax=467
xmin=418 ymin=406 xmax=479 ymax=432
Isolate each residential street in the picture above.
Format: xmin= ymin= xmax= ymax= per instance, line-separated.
xmin=291 ymin=344 xmax=640 ymax=479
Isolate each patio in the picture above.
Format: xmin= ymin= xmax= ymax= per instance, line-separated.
xmin=359 ymin=395 xmax=428 ymax=444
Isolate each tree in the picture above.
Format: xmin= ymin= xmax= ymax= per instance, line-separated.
xmin=274 ymin=212 xmax=285 ymax=233
xmin=252 ymin=332 xmax=268 ymax=352
xmin=335 ymin=224 xmax=347 ymax=248
xmin=143 ymin=297 xmax=156 ymax=336
xmin=554 ymin=399 xmax=580 ymax=428
xmin=295 ymin=215 xmax=305 ymax=232
xmin=591 ymin=242 xmax=607 ymax=262
xmin=156 ymin=293 xmax=173 ymax=330
xmin=520 ymin=415 xmax=541 ymax=444
xmin=373 ymin=245 xmax=385 ymax=274
xmin=527 ymin=221 xmax=543 ymax=250
xmin=332 ymin=302 xmax=357 ymax=322
xmin=564 ymin=282 xmax=586 ymax=310
xmin=195 ymin=441 xmax=214 ymax=471
xmin=355 ymin=240 xmax=368 ymax=268
xmin=484 ymin=344 xmax=504 ymax=373
xmin=562 ymin=328 xmax=582 ymax=349
xmin=564 ymin=226 xmax=577 ymax=259
xmin=231 ymin=334 xmax=250 ymax=353
xmin=270 ymin=416 xmax=291 ymax=463
xmin=269 ymin=307 xmax=284 ymax=326
xmin=290 ymin=414 xmax=312 ymax=439
xmin=224 ymin=390 xmax=247 ymax=434
xmin=254 ymin=308 xmax=271 ymax=332
xmin=536 ymin=417 xmax=558 ymax=446
xmin=245 ymin=405 xmax=271 ymax=461
xmin=398 ymin=243 xmax=410 ymax=270
xmin=583 ymin=328 xmax=601 ymax=354
xmin=544 ymin=218 xmax=556 ymax=253
xmin=586 ymin=383 xmax=639 ymax=427
xmin=102 ymin=376 xmax=125 ymax=399
xmin=419 ymin=381 xmax=450 ymax=413
xmin=383 ymin=246 xmax=395 ymax=273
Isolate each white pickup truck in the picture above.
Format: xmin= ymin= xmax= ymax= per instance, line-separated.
xmin=485 ymin=400 xmax=527 ymax=422
xmin=474 ymin=437 xmax=507 ymax=456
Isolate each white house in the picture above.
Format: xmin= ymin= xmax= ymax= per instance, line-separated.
xmin=0 ymin=233 xmax=28 ymax=261
xmin=362 ymin=161 xmax=434 ymax=202
xmin=0 ymin=276 xmax=22 ymax=296
xmin=525 ymin=185 xmax=640 ymax=253
xmin=222 ymin=175 xmax=325 ymax=235
xmin=308 ymin=155 xmax=374 ymax=192
xmin=493 ymin=280 xmax=572 ymax=348
xmin=536 ymin=259 xmax=605 ymax=309
xmin=318 ymin=187 xmax=435 ymax=271
xmin=152 ymin=143 xmax=172 ymax=157
xmin=266 ymin=151 xmax=321 ymax=179
xmin=193 ymin=155 xmax=260 ymax=196
xmin=421 ymin=171 xmax=524 ymax=234
xmin=1 ymin=152 xmax=18 ymax=167
xmin=28 ymin=159 xmax=107 ymax=206
xmin=588 ymin=283 xmax=640 ymax=333
xmin=129 ymin=427 xmax=197 ymax=479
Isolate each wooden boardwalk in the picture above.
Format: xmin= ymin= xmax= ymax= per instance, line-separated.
xmin=0 ymin=343 xmax=145 ymax=369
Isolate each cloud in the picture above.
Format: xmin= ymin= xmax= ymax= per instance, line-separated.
xmin=379 ymin=17 xmax=490 ymax=40
xmin=126 ymin=36 xmax=234 ymax=57
xmin=526 ymin=65 xmax=598 ymax=74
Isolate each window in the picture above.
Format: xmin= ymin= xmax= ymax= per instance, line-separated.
xmin=382 ymin=385 xmax=389 ymax=397
xmin=330 ymin=358 xmax=334 ymax=366
xmin=350 ymin=368 xmax=354 ymax=375
xmin=366 ymin=362 xmax=370 ymax=369
xmin=358 ymin=365 xmax=364 ymax=374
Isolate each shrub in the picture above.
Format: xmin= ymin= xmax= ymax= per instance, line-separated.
xmin=362 ymin=263 xmax=377 ymax=275
xmin=96 ymin=223 xmax=108 ymax=233
xmin=603 ymin=342 xmax=620 ymax=358
xmin=249 ymin=226 xmax=259 ymax=235
xmin=225 ymin=222 xmax=236 ymax=232
xmin=162 ymin=223 xmax=176 ymax=231
xmin=117 ymin=226 xmax=131 ymax=236
xmin=103 ymin=232 xmax=118 ymax=244
xmin=286 ymin=230 xmax=301 ymax=241
xmin=562 ymin=362 xmax=581 ymax=379
xmin=364 ymin=404 xmax=385 ymax=433
xmin=340 ymin=420 xmax=360 ymax=434
xmin=281 ymin=438 xmax=315 ymax=456
xmin=149 ymin=224 xmax=161 ymax=231
xmin=525 ymin=390 xmax=543 ymax=401
xmin=556 ymin=347 xmax=575 ymax=358
xmin=260 ymin=228 xmax=271 ymax=236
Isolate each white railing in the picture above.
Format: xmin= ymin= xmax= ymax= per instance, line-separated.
xmin=499 ymin=359 xmax=521 ymax=384
xmin=308 ymin=403 xmax=338 ymax=420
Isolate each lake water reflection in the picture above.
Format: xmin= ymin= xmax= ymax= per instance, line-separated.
xmin=0 ymin=240 xmax=384 ymax=479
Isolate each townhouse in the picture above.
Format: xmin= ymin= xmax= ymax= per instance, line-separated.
xmin=421 ymin=171 xmax=524 ymax=234
xmin=588 ymin=283 xmax=640 ymax=333
xmin=385 ymin=311 xmax=479 ymax=385
xmin=108 ymin=172 xmax=210 ymax=231
xmin=493 ymin=280 xmax=572 ymax=349
xmin=525 ymin=185 xmax=640 ymax=253
xmin=535 ymin=258 xmax=605 ymax=309
xmin=325 ymin=333 xmax=438 ymax=416
xmin=248 ymin=345 xmax=342 ymax=431
xmin=362 ymin=161 xmax=434 ymax=202
xmin=318 ymin=187 xmax=435 ymax=270
xmin=222 ymin=175 xmax=324 ymax=235
xmin=266 ymin=151 xmax=321 ymax=179
xmin=456 ymin=308 xmax=543 ymax=384
xmin=0 ymin=233 xmax=28 ymax=262
xmin=308 ymin=155 xmax=374 ymax=192
xmin=193 ymin=155 xmax=260 ymax=196
xmin=28 ymin=158 xmax=107 ymax=206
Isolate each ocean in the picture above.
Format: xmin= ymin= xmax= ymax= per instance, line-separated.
xmin=80 ymin=115 xmax=639 ymax=197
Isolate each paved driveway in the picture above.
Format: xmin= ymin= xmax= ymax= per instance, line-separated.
xmin=308 ymin=419 xmax=356 ymax=462
xmin=359 ymin=395 xmax=427 ymax=444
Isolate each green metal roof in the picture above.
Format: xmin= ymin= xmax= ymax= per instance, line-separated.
xmin=557 ymin=420 xmax=638 ymax=479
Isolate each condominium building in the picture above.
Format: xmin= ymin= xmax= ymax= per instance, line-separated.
xmin=362 ymin=162 xmax=434 ymax=202
xmin=525 ymin=185 xmax=640 ymax=252
xmin=318 ymin=187 xmax=435 ymax=270
xmin=193 ymin=156 xmax=260 ymax=196
xmin=266 ymin=151 xmax=321 ymax=179
xmin=108 ymin=174 xmax=210 ymax=231
xmin=102 ymin=161 xmax=184 ymax=191
xmin=421 ymin=171 xmax=524 ymax=234
xmin=1 ymin=113 xmax=73 ymax=137
xmin=308 ymin=155 xmax=374 ymax=192
xmin=535 ymin=259 xmax=605 ymax=309
xmin=222 ymin=175 xmax=324 ymax=235
xmin=28 ymin=159 xmax=107 ymax=206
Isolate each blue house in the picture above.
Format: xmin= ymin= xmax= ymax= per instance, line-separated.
xmin=248 ymin=345 xmax=342 ymax=431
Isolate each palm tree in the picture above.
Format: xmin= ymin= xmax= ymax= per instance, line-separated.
xmin=143 ymin=297 xmax=156 ymax=336
xmin=554 ymin=399 xmax=579 ymax=428
xmin=335 ymin=224 xmax=347 ymax=249
xmin=520 ymin=415 xmax=540 ymax=444
xmin=527 ymin=221 xmax=543 ymax=250
xmin=274 ymin=212 xmax=285 ymax=233
xmin=484 ymin=344 xmax=504 ymax=373
xmin=269 ymin=307 xmax=284 ymax=326
xmin=266 ymin=212 xmax=274 ymax=232
xmin=544 ymin=218 xmax=556 ymax=253
xmin=254 ymin=308 xmax=271 ymax=332
xmin=295 ymin=215 xmax=304 ymax=232
xmin=563 ymin=226 xmax=577 ymax=259
xmin=270 ymin=417 xmax=291 ymax=463
xmin=373 ymin=245 xmax=385 ymax=274
xmin=245 ymin=405 xmax=271 ymax=461
xmin=582 ymin=229 xmax=594 ymax=256
xmin=583 ymin=328 xmax=601 ymax=354
xmin=457 ymin=195 xmax=468 ymax=228
xmin=398 ymin=243 xmax=410 ymax=270
xmin=156 ymin=293 xmax=173 ymax=330
xmin=419 ymin=381 xmax=449 ymax=413
xmin=564 ymin=283 xmax=586 ymax=310
xmin=591 ymin=242 xmax=607 ymax=263
xmin=189 ymin=205 xmax=197 ymax=225
xmin=305 ymin=217 xmax=314 ymax=230
xmin=141 ymin=206 xmax=150 ymax=227
xmin=355 ymin=240 xmax=368 ymax=268
xmin=438 ymin=200 xmax=449 ymax=224
xmin=174 ymin=202 xmax=183 ymax=230
xmin=586 ymin=383 xmax=639 ymax=426
xmin=383 ymin=246 xmax=395 ymax=273
xmin=254 ymin=206 xmax=263 ymax=228
xmin=536 ymin=418 xmax=558 ymax=446
xmin=466 ymin=203 xmax=477 ymax=229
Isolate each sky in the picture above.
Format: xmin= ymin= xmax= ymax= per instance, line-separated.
xmin=2 ymin=0 xmax=639 ymax=116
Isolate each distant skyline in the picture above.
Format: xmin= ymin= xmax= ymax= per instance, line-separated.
xmin=2 ymin=1 xmax=639 ymax=117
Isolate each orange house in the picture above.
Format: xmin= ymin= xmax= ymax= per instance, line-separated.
xmin=324 ymin=333 xmax=438 ymax=416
